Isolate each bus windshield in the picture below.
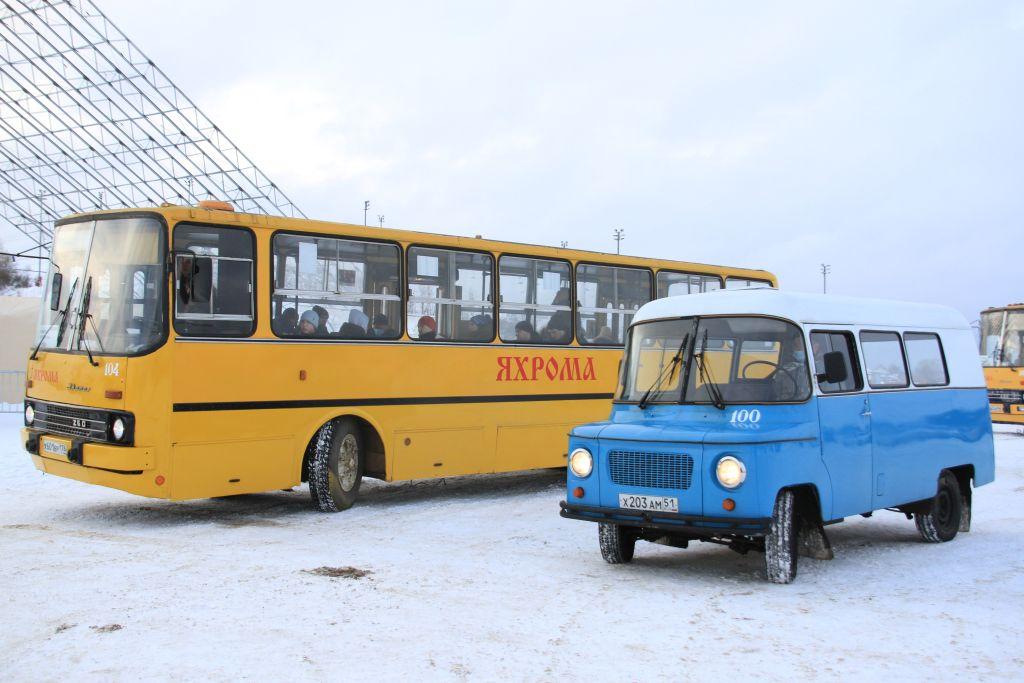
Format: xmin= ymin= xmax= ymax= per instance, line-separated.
xmin=36 ymin=216 xmax=166 ymax=356
xmin=980 ymin=309 xmax=1024 ymax=368
xmin=618 ymin=316 xmax=811 ymax=405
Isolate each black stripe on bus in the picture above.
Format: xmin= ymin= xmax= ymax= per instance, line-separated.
xmin=172 ymin=392 xmax=616 ymax=413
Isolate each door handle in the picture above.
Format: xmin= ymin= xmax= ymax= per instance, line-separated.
xmin=861 ymin=399 xmax=871 ymax=417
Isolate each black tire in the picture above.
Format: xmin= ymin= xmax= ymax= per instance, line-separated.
xmin=764 ymin=489 xmax=798 ymax=584
xmin=915 ymin=470 xmax=961 ymax=543
xmin=598 ymin=523 xmax=636 ymax=564
xmin=309 ymin=417 xmax=364 ymax=512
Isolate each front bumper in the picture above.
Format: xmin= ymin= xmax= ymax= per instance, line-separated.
xmin=560 ymin=500 xmax=770 ymax=538
xmin=23 ymin=428 xmax=153 ymax=472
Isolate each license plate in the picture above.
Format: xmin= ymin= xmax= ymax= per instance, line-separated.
xmin=40 ymin=436 xmax=71 ymax=459
xmin=618 ymin=493 xmax=679 ymax=513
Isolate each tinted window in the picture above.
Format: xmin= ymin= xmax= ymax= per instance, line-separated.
xmin=498 ymin=256 xmax=571 ymax=344
xmin=408 ymin=247 xmax=493 ymax=342
xmin=576 ymin=264 xmax=651 ymax=346
xmin=860 ymin=331 xmax=909 ymax=388
xmin=725 ymin=277 xmax=774 ymax=289
xmin=174 ymin=224 xmax=254 ymax=337
xmin=904 ymin=333 xmax=949 ymax=386
xmin=810 ymin=331 xmax=862 ymax=393
xmin=271 ymin=234 xmax=401 ymax=339
xmin=656 ymin=271 xmax=721 ymax=298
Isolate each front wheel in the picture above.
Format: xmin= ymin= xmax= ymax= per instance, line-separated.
xmin=598 ymin=523 xmax=636 ymax=564
xmin=764 ymin=489 xmax=798 ymax=584
xmin=915 ymin=470 xmax=961 ymax=543
xmin=309 ymin=418 xmax=364 ymax=512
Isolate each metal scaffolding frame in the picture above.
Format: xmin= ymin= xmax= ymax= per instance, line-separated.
xmin=0 ymin=0 xmax=305 ymax=252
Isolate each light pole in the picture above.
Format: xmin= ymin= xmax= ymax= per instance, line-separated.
xmin=613 ymin=228 xmax=625 ymax=255
xmin=560 ymin=241 xmax=568 ymax=248
xmin=378 ymin=214 xmax=385 ymax=227
xmin=364 ymin=201 xmax=369 ymax=226
xmin=820 ymin=263 xmax=831 ymax=294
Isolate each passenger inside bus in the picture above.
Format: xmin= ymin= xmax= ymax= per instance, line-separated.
xmin=542 ymin=288 xmax=572 ymax=342
xmin=515 ymin=320 xmax=539 ymax=343
xmin=465 ymin=314 xmax=493 ymax=341
xmin=273 ymin=307 xmax=298 ymax=335
xmin=371 ymin=314 xmax=395 ymax=338
xmin=312 ymin=305 xmax=330 ymax=335
xmin=417 ymin=315 xmax=438 ymax=340
xmin=298 ymin=310 xmax=319 ymax=336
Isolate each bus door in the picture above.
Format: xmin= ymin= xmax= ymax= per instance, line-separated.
xmin=812 ymin=330 xmax=873 ymax=519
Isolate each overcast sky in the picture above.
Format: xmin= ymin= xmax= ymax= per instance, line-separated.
xmin=32 ymin=1 xmax=1024 ymax=320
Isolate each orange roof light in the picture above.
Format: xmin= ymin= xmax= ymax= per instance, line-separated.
xmin=197 ymin=199 xmax=235 ymax=212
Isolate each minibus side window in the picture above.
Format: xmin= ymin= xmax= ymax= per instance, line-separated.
xmin=270 ymin=234 xmax=402 ymax=339
xmin=498 ymin=256 xmax=571 ymax=344
xmin=656 ymin=271 xmax=722 ymax=297
xmin=810 ymin=331 xmax=862 ymax=393
xmin=408 ymin=247 xmax=494 ymax=342
xmin=859 ymin=331 xmax=909 ymax=389
xmin=904 ymin=332 xmax=949 ymax=387
xmin=576 ymin=264 xmax=652 ymax=346
xmin=174 ymin=224 xmax=255 ymax=337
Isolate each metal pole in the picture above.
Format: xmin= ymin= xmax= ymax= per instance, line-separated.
xmin=364 ymin=201 xmax=369 ymax=226
xmin=820 ymin=263 xmax=831 ymax=294
xmin=378 ymin=214 xmax=384 ymax=227
xmin=613 ymin=228 xmax=624 ymax=255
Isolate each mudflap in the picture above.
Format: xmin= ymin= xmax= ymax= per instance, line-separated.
xmin=959 ymin=487 xmax=972 ymax=533
xmin=797 ymin=515 xmax=834 ymax=561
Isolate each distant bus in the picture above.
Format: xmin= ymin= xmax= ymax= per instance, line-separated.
xmin=979 ymin=304 xmax=1024 ymax=425
xmin=21 ymin=203 xmax=776 ymax=511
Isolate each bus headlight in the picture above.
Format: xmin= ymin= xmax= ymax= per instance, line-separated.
xmin=24 ymin=403 xmax=34 ymax=426
xmin=716 ymin=456 xmax=746 ymax=489
xmin=569 ymin=448 xmax=593 ymax=478
xmin=111 ymin=417 xmax=126 ymax=442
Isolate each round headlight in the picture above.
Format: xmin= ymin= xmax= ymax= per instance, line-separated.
xmin=716 ymin=456 xmax=746 ymax=489
xmin=569 ymin=448 xmax=593 ymax=478
xmin=24 ymin=403 xmax=34 ymax=426
xmin=112 ymin=417 xmax=126 ymax=441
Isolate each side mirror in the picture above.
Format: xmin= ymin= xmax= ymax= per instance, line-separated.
xmin=176 ymin=253 xmax=195 ymax=305
xmin=191 ymin=256 xmax=212 ymax=304
xmin=49 ymin=272 xmax=63 ymax=311
xmin=818 ymin=351 xmax=848 ymax=385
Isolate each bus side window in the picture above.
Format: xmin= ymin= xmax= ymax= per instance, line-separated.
xmin=810 ymin=331 xmax=862 ymax=393
xmin=498 ymin=255 xmax=571 ymax=344
xmin=859 ymin=331 xmax=909 ymax=389
xmin=270 ymin=233 xmax=402 ymax=339
xmin=656 ymin=270 xmax=722 ymax=298
xmin=576 ymin=264 xmax=651 ymax=346
xmin=407 ymin=247 xmax=494 ymax=342
xmin=173 ymin=224 xmax=255 ymax=337
xmin=904 ymin=332 xmax=949 ymax=387
xmin=725 ymin=277 xmax=775 ymax=289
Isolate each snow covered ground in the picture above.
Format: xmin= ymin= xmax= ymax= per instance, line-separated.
xmin=0 ymin=413 xmax=1022 ymax=681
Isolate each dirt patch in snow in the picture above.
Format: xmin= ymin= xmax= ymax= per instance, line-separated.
xmin=304 ymin=566 xmax=373 ymax=580
xmin=90 ymin=624 xmax=123 ymax=633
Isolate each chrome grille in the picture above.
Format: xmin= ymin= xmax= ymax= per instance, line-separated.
xmin=988 ymin=389 xmax=1023 ymax=404
xmin=608 ymin=450 xmax=694 ymax=490
xmin=32 ymin=402 xmax=107 ymax=440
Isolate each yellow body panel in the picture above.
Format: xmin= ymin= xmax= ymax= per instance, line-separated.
xmin=24 ymin=205 xmax=777 ymax=501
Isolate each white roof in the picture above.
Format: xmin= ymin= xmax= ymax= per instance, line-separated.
xmin=634 ymin=288 xmax=970 ymax=330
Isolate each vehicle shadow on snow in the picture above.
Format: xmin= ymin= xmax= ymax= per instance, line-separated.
xmin=52 ymin=469 xmax=566 ymax=528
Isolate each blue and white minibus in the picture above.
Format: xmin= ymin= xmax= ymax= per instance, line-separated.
xmin=560 ymin=290 xmax=995 ymax=583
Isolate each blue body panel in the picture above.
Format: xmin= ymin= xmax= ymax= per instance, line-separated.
xmin=566 ymin=387 xmax=996 ymax=534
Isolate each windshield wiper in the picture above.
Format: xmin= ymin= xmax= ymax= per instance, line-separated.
xmin=695 ymin=329 xmax=726 ymax=410
xmin=638 ymin=333 xmax=690 ymax=410
xmin=30 ymin=276 xmax=78 ymax=361
xmin=76 ymin=276 xmax=100 ymax=367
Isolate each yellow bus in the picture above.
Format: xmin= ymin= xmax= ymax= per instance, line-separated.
xmin=21 ymin=203 xmax=776 ymax=511
xmin=979 ymin=304 xmax=1024 ymax=425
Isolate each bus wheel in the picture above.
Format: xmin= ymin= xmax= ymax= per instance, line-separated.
xmin=764 ymin=489 xmax=798 ymax=584
xmin=309 ymin=417 xmax=364 ymax=512
xmin=915 ymin=470 xmax=961 ymax=543
xmin=598 ymin=523 xmax=636 ymax=564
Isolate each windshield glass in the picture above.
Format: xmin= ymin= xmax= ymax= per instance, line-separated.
xmin=618 ymin=316 xmax=811 ymax=404
xmin=36 ymin=217 xmax=166 ymax=356
xmin=980 ymin=310 xmax=1024 ymax=368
